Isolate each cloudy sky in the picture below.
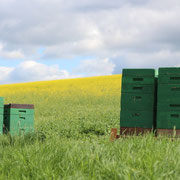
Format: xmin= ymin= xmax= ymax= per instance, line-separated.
xmin=0 ymin=0 xmax=180 ymax=84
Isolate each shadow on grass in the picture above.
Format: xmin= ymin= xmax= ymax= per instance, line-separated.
xmin=80 ymin=127 xmax=105 ymax=136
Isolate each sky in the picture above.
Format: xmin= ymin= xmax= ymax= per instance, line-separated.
xmin=0 ymin=0 xmax=180 ymax=84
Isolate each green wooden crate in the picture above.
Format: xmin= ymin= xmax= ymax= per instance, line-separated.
xmin=157 ymin=111 xmax=180 ymax=129
xmin=122 ymin=69 xmax=155 ymax=85
xmin=159 ymin=67 xmax=180 ymax=75
xmin=4 ymin=114 xmax=34 ymax=136
xmin=158 ymin=96 xmax=180 ymax=103
xmin=123 ymin=69 xmax=155 ymax=77
xmin=159 ymin=67 xmax=180 ymax=84
xmin=120 ymin=110 xmax=154 ymax=128
xmin=4 ymin=104 xmax=34 ymax=115
xmin=4 ymin=107 xmax=34 ymax=115
xmin=3 ymin=104 xmax=34 ymax=136
xmin=158 ymin=75 xmax=180 ymax=84
xmin=157 ymin=93 xmax=180 ymax=103
xmin=121 ymin=93 xmax=155 ymax=111
xmin=157 ymin=102 xmax=180 ymax=111
xmin=122 ymin=84 xmax=155 ymax=93
xmin=157 ymin=84 xmax=180 ymax=104
xmin=122 ymin=76 xmax=155 ymax=85
xmin=0 ymin=97 xmax=4 ymax=108
xmin=158 ymin=84 xmax=180 ymax=96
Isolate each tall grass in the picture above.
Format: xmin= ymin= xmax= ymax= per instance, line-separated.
xmin=0 ymin=75 xmax=179 ymax=179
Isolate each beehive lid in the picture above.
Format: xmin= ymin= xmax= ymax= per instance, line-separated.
xmin=122 ymin=69 xmax=155 ymax=77
xmin=159 ymin=67 xmax=180 ymax=75
xmin=4 ymin=104 xmax=34 ymax=109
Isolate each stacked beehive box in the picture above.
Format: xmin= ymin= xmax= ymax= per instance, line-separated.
xmin=0 ymin=97 xmax=4 ymax=134
xmin=4 ymin=104 xmax=34 ymax=136
xmin=120 ymin=69 xmax=156 ymax=135
xmin=157 ymin=68 xmax=180 ymax=136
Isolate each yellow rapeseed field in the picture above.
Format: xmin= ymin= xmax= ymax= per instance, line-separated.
xmin=0 ymin=74 xmax=122 ymax=103
xmin=0 ymin=75 xmax=121 ymax=96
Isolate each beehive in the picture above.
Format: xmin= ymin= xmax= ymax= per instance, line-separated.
xmin=120 ymin=69 xmax=156 ymax=134
xmin=157 ymin=68 xmax=180 ymax=134
xmin=4 ymin=104 xmax=34 ymax=136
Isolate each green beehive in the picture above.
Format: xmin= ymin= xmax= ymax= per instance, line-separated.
xmin=120 ymin=110 xmax=154 ymax=128
xmin=122 ymin=84 xmax=155 ymax=94
xmin=0 ymin=97 xmax=4 ymax=134
xmin=157 ymin=111 xmax=180 ymax=129
xmin=159 ymin=67 xmax=180 ymax=84
xmin=121 ymin=93 xmax=155 ymax=111
xmin=4 ymin=104 xmax=34 ymax=136
xmin=123 ymin=69 xmax=155 ymax=77
xmin=157 ymin=84 xmax=180 ymax=100
xmin=122 ymin=69 xmax=155 ymax=86
xmin=159 ymin=67 xmax=180 ymax=75
xmin=157 ymin=67 xmax=180 ymax=130
xmin=122 ymin=69 xmax=155 ymax=85
xmin=120 ymin=69 xmax=156 ymax=129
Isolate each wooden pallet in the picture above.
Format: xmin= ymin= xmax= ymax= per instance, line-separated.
xmin=156 ymin=129 xmax=180 ymax=137
xmin=110 ymin=127 xmax=153 ymax=141
xmin=110 ymin=128 xmax=180 ymax=141
xmin=120 ymin=127 xmax=152 ymax=135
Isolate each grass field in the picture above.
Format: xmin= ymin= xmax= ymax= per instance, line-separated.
xmin=0 ymin=74 xmax=180 ymax=179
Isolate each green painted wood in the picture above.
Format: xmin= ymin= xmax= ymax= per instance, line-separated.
xmin=121 ymin=93 xmax=155 ymax=111
xmin=157 ymin=84 xmax=180 ymax=102
xmin=120 ymin=68 xmax=156 ymax=129
xmin=158 ymin=96 xmax=180 ymax=103
xmin=158 ymin=84 xmax=180 ymax=95
xmin=4 ymin=114 xmax=34 ymax=136
xmin=159 ymin=67 xmax=180 ymax=75
xmin=120 ymin=110 xmax=154 ymax=128
xmin=4 ymin=108 xmax=34 ymax=115
xmin=157 ymin=102 xmax=180 ymax=111
xmin=123 ymin=69 xmax=155 ymax=77
xmin=158 ymin=75 xmax=180 ymax=84
xmin=0 ymin=97 xmax=4 ymax=108
xmin=122 ymin=76 xmax=155 ymax=85
xmin=157 ymin=111 xmax=180 ymax=129
xmin=122 ymin=84 xmax=155 ymax=93
xmin=0 ymin=108 xmax=4 ymax=115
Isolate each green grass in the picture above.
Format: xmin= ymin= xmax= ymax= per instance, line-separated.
xmin=0 ymin=76 xmax=179 ymax=179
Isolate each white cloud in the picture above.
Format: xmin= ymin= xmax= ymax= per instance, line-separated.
xmin=0 ymin=61 xmax=79 ymax=84
xmin=112 ymin=49 xmax=180 ymax=74
xmin=0 ymin=66 xmax=13 ymax=84
xmin=0 ymin=0 xmax=180 ymax=76
xmin=0 ymin=43 xmax=25 ymax=59
xmin=73 ymin=58 xmax=115 ymax=76
xmin=0 ymin=0 xmax=179 ymax=57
